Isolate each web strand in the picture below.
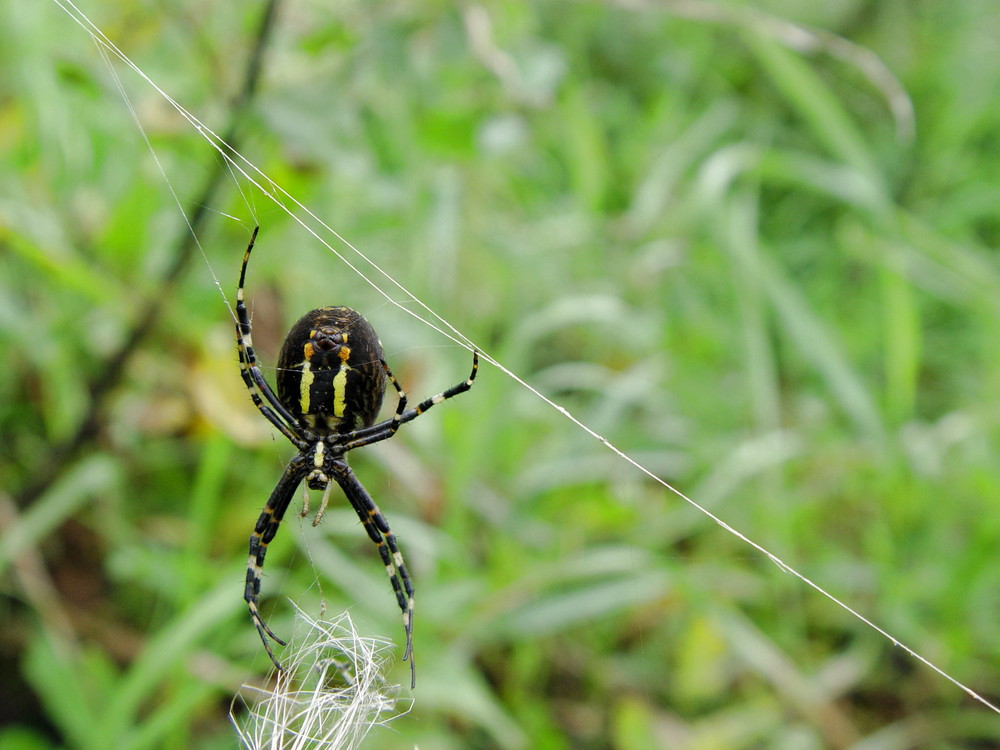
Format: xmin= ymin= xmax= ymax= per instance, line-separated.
xmin=51 ymin=0 xmax=1000 ymax=716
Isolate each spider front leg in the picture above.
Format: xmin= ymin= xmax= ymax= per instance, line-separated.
xmin=334 ymin=351 xmax=478 ymax=452
xmin=331 ymin=460 xmax=417 ymax=688
xmin=245 ymin=455 xmax=309 ymax=670
xmin=234 ymin=227 xmax=311 ymax=452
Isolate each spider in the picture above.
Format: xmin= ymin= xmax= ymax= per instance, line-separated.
xmin=234 ymin=227 xmax=478 ymax=687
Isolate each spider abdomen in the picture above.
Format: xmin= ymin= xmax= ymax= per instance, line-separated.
xmin=276 ymin=306 xmax=387 ymax=433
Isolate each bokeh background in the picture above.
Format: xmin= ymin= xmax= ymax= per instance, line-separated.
xmin=3 ymin=1 xmax=1000 ymax=748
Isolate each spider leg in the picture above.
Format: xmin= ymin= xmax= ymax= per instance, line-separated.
xmin=246 ymin=455 xmax=309 ymax=670
xmin=234 ymin=227 xmax=311 ymax=450
xmin=335 ymin=351 xmax=479 ymax=449
xmin=236 ymin=334 xmax=307 ymax=448
xmin=334 ymin=363 xmax=408 ymax=452
xmin=396 ymin=350 xmax=478 ymax=428
xmin=338 ymin=423 xmax=401 ymax=453
xmin=331 ymin=461 xmax=417 ymax=688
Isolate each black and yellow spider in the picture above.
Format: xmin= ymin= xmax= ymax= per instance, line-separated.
xmin=233 ymin=227 xmax=478 ymax=686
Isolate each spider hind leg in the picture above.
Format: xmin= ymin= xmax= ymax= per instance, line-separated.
xmin=246 ymin=536 xmax=288 ymax=670
xmin=244 ymin=459 xmax=307 ymax=671
xmin=333 ymin=462 xmax=417 ymax=688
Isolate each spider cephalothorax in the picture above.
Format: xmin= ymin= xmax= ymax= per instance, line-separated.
xmin=233 ymin=227 xmax=477 ymax=687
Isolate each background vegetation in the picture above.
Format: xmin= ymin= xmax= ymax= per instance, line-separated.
xmin=2 ymin=0 xmax=1000 ymax=747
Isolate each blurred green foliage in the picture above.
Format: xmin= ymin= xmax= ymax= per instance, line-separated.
xmin=2 ymin=0 xmax=1000 ymax=748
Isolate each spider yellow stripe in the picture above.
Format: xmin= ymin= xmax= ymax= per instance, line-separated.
xmin=299 ymin=359 xmax=314 ymax=413
xmin=332 ymin=366 xmax=348 ymax=417
xmin=331 ymin=341 xmax=351 ymax=418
